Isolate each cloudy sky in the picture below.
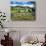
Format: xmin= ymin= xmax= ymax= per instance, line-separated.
xmin=10 ymin=0 xmax=35 ymax=8
xmin=10 ymin=1 xmax=35 ymax=8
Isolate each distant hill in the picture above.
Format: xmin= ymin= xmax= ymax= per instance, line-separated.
xmin=11 ymin=6 xmax=33 ymax=9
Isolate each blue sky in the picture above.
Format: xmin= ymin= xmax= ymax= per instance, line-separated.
xmin=10 ymin=0 xmax=35 ymax=8
xmin=10 ymin=1 xmax=33 ymax=5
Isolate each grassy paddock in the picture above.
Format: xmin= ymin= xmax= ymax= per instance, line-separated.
xmin=11 ymin=6 xmax=36 ymax=21
xmin=11 ymin=13 xmax=35 ymax=21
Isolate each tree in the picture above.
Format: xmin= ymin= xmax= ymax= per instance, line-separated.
xmin=0 ymin=11 xmax=6 ymax=28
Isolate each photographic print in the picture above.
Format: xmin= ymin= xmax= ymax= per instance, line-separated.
xmin=10 ymin=0 xmax=36 ymax=21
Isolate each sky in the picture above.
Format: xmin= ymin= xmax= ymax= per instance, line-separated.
xmin=10 ymin=0 xmax=35 ymax=7
xmin=10 ymin=2 xmax=34 ymax=8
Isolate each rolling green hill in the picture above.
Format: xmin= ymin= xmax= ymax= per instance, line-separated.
xmin=11 ymin=6 xmax=35 ymax=21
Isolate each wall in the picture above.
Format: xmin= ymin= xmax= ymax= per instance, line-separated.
xmin=0 ymin=0 xmax=46 ymax=28
xmin=0 ymin=0 xmax=46 ymax=46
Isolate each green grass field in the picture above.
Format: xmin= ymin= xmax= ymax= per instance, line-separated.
xmin=11 ymin=6 xmax=35 ymax=21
